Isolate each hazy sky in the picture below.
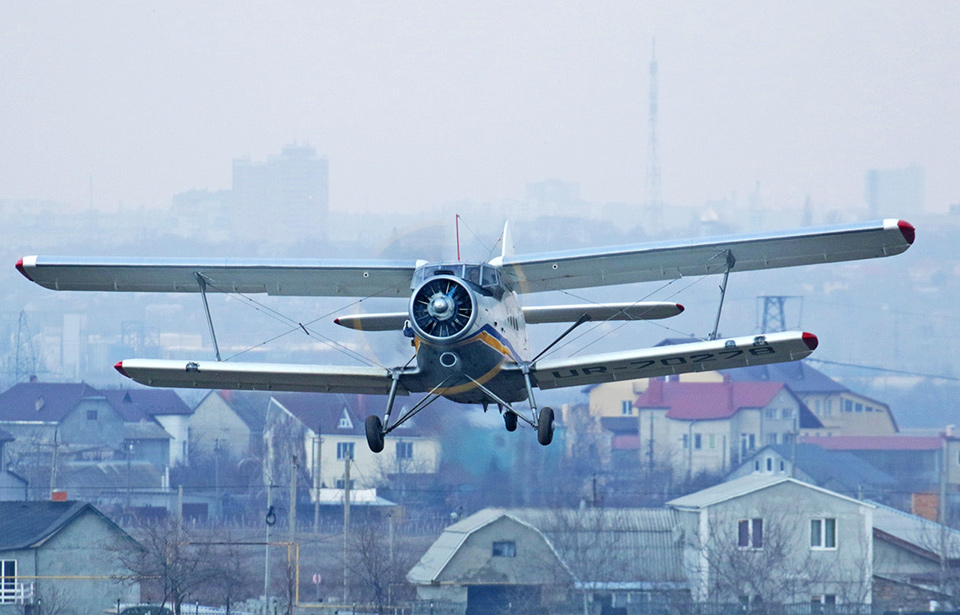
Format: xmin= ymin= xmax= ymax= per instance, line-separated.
xmin=2 ymin=1 xmax=958 ymax=215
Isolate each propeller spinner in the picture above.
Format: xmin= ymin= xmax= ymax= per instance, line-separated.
xmin=410 ymin=275 xmax=476 ymax=343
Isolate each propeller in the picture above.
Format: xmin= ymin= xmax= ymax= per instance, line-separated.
xmin=410 ymin=276 xmax=475 ymax=342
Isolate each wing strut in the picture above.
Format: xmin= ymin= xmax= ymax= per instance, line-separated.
xmin=708 ymin=251 xmax=736 ymax=341
xmin=196 ymin=273 xmax=222 ymax=361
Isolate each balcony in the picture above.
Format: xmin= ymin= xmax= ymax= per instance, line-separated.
xmin=0 ymin=581 xmax=35 ymax=604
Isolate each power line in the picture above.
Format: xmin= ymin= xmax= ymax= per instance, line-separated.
xmin=807 ymin=358 xmax=959 ymax=382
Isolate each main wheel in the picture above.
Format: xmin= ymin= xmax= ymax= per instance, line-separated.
xmin=365 ymin=415 xmax=385 ymax=453
xmin=537 ymin=407 xmax=555 ymax=446
xmin=504 ymin=411 xmax=518 ymax=432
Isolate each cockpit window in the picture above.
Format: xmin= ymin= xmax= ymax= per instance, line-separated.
xmin=413 ymin=263 xmax=500 ymax=289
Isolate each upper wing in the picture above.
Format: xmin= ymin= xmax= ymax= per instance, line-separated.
xmin=115 ymin=359 xmax=413 ymax=395
xmin=16 ymin=256 xmax=418 ymax=298
xmin=498 ymin=219 xmax=914 ymax=294
xmin=527 ymin=331 xmax=818 ymax=389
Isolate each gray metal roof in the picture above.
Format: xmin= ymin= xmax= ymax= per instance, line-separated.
xmin=871 ymin=501 xmax=960 ymax=560
xmin=409 ymin=507 xmax=685 ymax=586
xmin=667 ymin=474 xmax=869 ymax=510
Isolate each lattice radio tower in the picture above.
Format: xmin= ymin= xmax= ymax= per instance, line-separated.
xmin=756 ymin=296 xmax=804 ymax=333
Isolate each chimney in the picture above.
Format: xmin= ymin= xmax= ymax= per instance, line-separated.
xmin=647 ymin=378 xmax=664 ymax=404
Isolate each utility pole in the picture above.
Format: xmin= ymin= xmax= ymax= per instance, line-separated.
xmin=314 ymin=426 xmax=321 ymax=534
xmin=289 ymin=455 xmax=298 ymax=543
xmin=343 ymin=455 xmax=351 ymax=604
xmin=264 ymin=483 xmax=275 ymax=608
xmin=49 ymin=427 xmax=59 ymax=497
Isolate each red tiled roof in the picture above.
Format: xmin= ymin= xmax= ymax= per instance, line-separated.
xmin=800 ymin=435 xmax=943 ymax=451
xmin=633 ymin=379 xmax=787 ymax=420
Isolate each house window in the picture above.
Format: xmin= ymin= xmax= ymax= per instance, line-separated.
xmin=765 ymin=408 xmax=776 ymax=420
xmin=779 ymin=460 xmax=785 ymax=472
xmin=694 ymin=434 xmax=702 ymax=450
xmin=738 ymin=518 xmax=763 ymax=549
xmin=86 ymin=409 xmax=98 ymax=421
xmin=492 ymin=541 xmax=516 ymax=557
xmin=855 ymin=403 xmax=863 ymax=413
xmin=810 ymin=518 xmax=837 ymax=549
xmin=682 ymin=434 xmax=689 ymax=449
xmin=781 ymin=408 xmax=792 ymax=420
xmin=767 ymin=433 xmax=778 ymax=446
xmin=1 ymin=560 xmax=16 ymax=603
xmin=621 ymin=401 xmax=633 ymax=416
xmin=338 ymin=408 xmax=353 ymax=430
xmin=811 ymin=595 xmax=837 ymax=605
xmin=335 ymin=479 xmax=356 ymax=490
xmin=396 ymin=441 xmax=413 ymax=459
xmin=765 ymin=457 xmax=773 ymax=472
xmin=336 ymin=442 xmax=354 ymax=460
xmin=844 ymin=400 xmax=853 ymax=413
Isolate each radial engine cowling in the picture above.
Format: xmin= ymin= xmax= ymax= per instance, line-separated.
xmin=409 ymin=275 xmax=477 ymax=343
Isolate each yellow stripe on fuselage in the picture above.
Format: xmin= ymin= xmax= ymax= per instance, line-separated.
xmin=429 ymin=330 xmax=518 ymax=396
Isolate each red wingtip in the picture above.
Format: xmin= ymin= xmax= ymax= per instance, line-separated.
xmin=114 ymin=361 xmax=129 ymax=378
xmin=15 ymin=258 xmax=31 ymax=281
xmin=333 ymin=317 xmax=340 ymax=324
xmin=897 ymin=220 xmax=915 ymax=245
xmin=801 ymin=332 xmax=819 ymax=351
xmin=676 ymin=304 xmax=685 ymax=313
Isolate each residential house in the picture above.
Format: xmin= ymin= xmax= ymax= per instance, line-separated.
xmin=728 ymin=443 xmax=897 ymax=501
xmin=0 ymin=429 xmax=27 ymax=501
xmin=0 ymin=383 xmax=172 ymax=499
xmin=801 ymin=435 xmax=948 ymax=509
xmin=724 ymin=362 xmax=899 ymax=436
xmin=626 ymin=377 xmax=822 ymax=480
xmin=0 ymin=500 xmax=139 ymax=613
xmin=266 ymin=393 xmax=441 ymax=493
xmin=668 ymin=474 xmax=875 ymax=605
xmin=103 ymin=389 xmax=193 ymax=466
xmin=189 ymin=390 xmax=270 ymax=459
xmin=585 ymin=358 xmax=899 ymax=439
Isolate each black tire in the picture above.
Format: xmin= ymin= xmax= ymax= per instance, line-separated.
xmin=504 ymin=411 xmax=518 ymax=432
xmin=365 ymin=415 xmax=385 ymax=453
xmin=537 ymin=407 xmax=555 ymax=446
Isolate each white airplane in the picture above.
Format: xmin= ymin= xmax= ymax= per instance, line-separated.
xmin=16 ymin=219 xmax=914 ymax=452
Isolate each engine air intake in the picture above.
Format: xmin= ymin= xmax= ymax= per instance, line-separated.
xmin=410 ymin=276 xmax=476 ymax=343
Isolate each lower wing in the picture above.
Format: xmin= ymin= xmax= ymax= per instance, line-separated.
xmin=527 ymin=331 xmax=818 ymax=389
xmin=114 ymin=359 xmax=411 ymax=395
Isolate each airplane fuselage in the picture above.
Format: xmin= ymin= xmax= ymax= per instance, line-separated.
xmin=403 ymin=262 xmax=530 ymax=404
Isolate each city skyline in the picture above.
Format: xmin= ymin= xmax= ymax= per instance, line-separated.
xmin=1 ymin=1 xmax=958 ymax=216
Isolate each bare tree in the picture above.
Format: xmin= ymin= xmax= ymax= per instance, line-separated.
xmin=687 ymin=507 xmax=844 ymax=610
xmin=113 ymin=518 xmax=236 ymax=615
xmin=343 ymin=519 xmax=420 ymax=614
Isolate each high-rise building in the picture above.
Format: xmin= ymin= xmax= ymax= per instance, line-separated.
xmin=232 ymin=143 xmax=329 ymax=243
xmin=865 ymin=165 xmax=924 ymax=218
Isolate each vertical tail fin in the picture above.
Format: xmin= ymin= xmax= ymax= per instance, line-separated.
xmin=501 ymin=221 xmax=515 ymax=259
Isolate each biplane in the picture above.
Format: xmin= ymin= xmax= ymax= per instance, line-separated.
xmin=17 ymin=218 xmax=914 ymax=452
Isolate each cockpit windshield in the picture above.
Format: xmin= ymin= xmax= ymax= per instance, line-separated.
xmin=413 ymin=263 xmax=500 ymax=290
